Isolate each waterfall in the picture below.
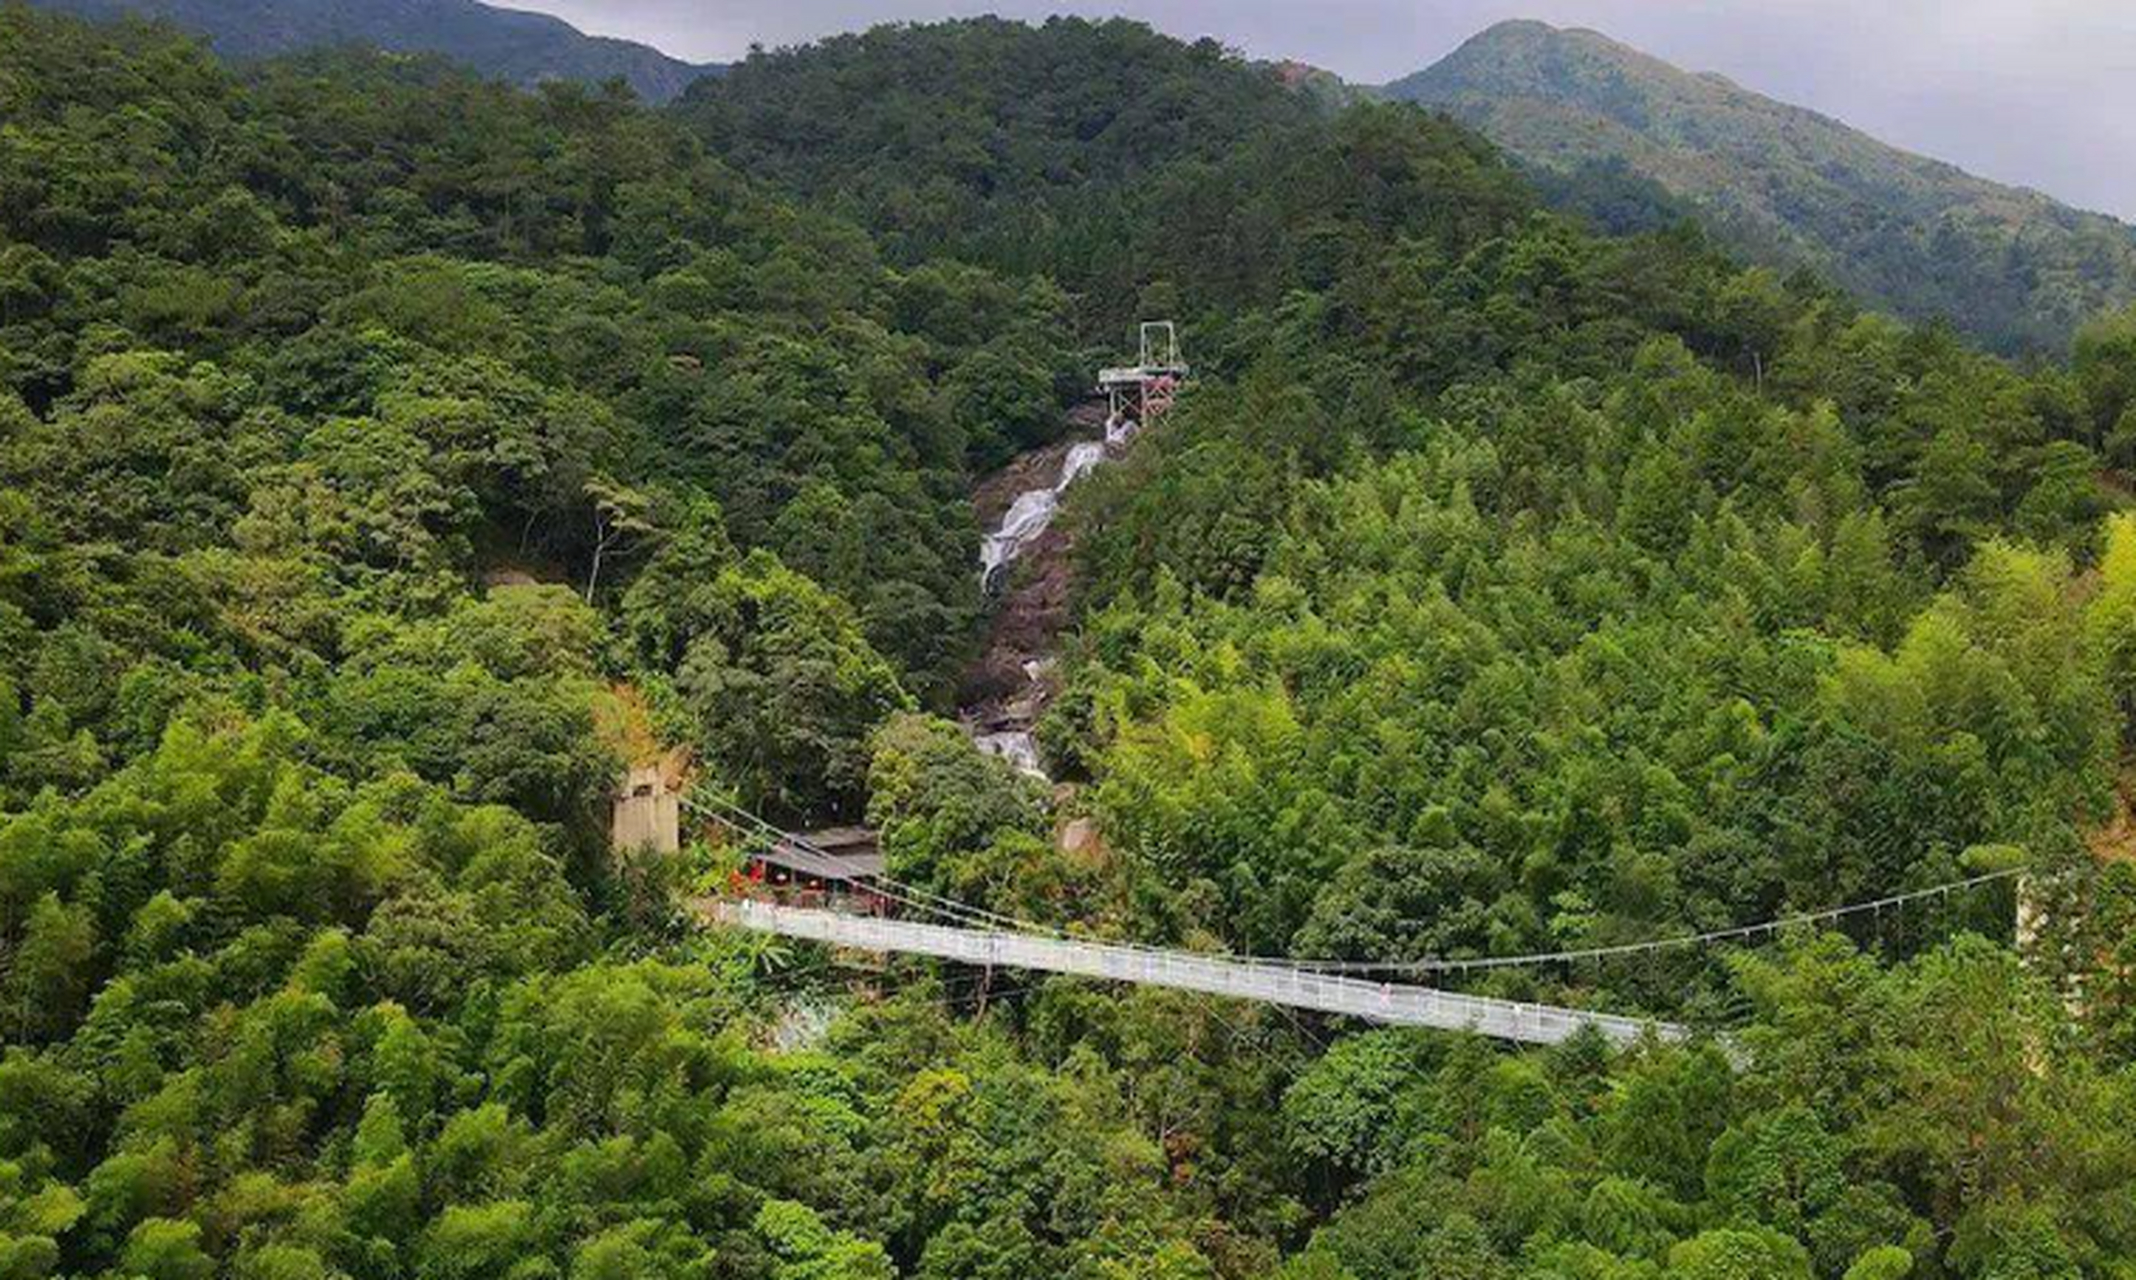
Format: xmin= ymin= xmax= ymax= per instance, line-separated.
xmin=969 ymin=422 xmax=1134 ymax=780
xmin=973 ymin=729 xmax=1046 ymax=778
xmin=978 ymin=437 xmax=1111 ymax=594
xmin=1060 ymin=439 xmax=1106 ymax=485
xmin=979 ymin=488 xmax=1060 ymax=593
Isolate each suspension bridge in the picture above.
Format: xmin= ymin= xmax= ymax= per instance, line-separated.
xmin=665 ymin=789 xmax=2024 ymax=1050
xmin=699 ymin=896 xmax=1680 ymax=1047
xmin=680 ymin=793 xmax=1693 ymax=1048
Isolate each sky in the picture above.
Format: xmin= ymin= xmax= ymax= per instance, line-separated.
xmin=512 ymin=0 xmax=2136 ymax=222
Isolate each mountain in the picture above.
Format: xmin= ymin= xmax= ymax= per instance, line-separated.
xmin=25 ymin=0 xmax=719 ymax=101
xmin=676 ymin=17 xmax=1345 ymax=300
xmin=1386 ymin=19 xmax=2136 ymax=353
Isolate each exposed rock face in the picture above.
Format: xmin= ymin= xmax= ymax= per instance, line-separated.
xmin=1055 ymin=815 xmax=1109 ymax=867
xmin=960 ymin=402 xmax=1116 ymax=779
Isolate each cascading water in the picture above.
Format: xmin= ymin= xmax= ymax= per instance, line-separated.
xmin=969 ymin=422 xmax=1135 ymax=778
xmin=972 ymin=729 xmax=1046 ymax=776
xmin=979 ymin=439 xmax=1109 ymax=594
xmin=1062 ymin=438 xmax=1107 ymax=483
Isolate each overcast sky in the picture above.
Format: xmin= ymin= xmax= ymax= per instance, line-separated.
xmin=514 ymin=0 xmax=2136 ymax=221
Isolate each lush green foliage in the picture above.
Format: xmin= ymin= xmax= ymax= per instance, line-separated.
xmin=9 ymin=10 xmax=2136 ymax=1280
xmin=0 ymin=4 xmax=1086 ymax=819
xmin=0 ymin=704 xmax=1314 ymax=1280
xmin=1280 ymin=936 xmax=2136 ymax=1280
xmin=681 ymin=18 xmax=1316 ymax=275
xmin=690 ymin=23 xmax=1652 ymax=364
xmin=1058 ymin=279 xmax=2126 ymax=978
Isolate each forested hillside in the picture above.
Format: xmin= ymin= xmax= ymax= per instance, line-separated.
xmin=678 ymin=18 xmax=1340 ymax=317
xmin=7 ymin=8 xmax=2136 ymax=1280
xmin=24 ymin=0 xmax=719 ymax=102
xmin=1387 ymin=20 xmax=2136 ymax=354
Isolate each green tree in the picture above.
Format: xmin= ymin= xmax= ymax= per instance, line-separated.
xmin=121 ymin=1219 xmax=217 ymax=1280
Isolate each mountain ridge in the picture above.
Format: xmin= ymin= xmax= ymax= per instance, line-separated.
xmin=22 ymin=0 xmax=720 ymax=102
xmin=1383 ymin=18 xmax=2136 ymax=352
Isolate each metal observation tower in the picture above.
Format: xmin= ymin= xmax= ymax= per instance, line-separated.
xmin=1099 ymin=321 xmax=1188 ymax=427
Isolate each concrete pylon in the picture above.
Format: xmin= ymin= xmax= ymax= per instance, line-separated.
xmin=611 ymin=766 xmax=680 ymax=855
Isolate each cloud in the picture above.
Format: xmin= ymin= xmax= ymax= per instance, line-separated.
xmin=514 ymin=0 xmax=2136 ymax=220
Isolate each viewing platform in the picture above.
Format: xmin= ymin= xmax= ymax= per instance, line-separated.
xmin=1101 ymin=321 xmax=1189 ymax=425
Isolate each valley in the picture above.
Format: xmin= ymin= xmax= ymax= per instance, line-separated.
xmin=3 ymin=6 xmax=2136 ymax=1280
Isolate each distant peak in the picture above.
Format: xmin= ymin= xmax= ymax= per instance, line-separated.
xmin=1454 ymin=18 xmax=1641 ymax=61
xmin=1472 ymin=18 xmax=1559 ymax=37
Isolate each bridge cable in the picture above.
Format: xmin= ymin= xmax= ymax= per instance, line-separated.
xmin=1284 ymin=867 xmax=2026 ymax=975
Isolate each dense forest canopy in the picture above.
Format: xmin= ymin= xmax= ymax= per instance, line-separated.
xmin=677 ymin=17 xmax=1520 ymax=342
xmin=6 ymin=7 xmax=2136 ymax=1280
xmin=679 ymin=19 xmax=1320 ymax=283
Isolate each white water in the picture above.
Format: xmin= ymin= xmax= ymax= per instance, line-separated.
xmin=978 ymin=437 xmax=1111 ymax=593
xmin=1060 ymin=439 xmax=1106 ymax=485
xmin=974 ymin=730 xmax=1047 ymax=778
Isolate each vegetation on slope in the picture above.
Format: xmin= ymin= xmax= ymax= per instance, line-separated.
xmin=0 ymin=2 xmax=1087 ymax=823
xmin=1387 ymin=19 xmax=2136 ymax=354
xmin=677 ymin=17 xmax=1333 ymax=325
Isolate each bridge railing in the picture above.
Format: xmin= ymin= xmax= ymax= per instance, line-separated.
xmin=707 ymin=899 xmax=1683 ymax=1049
